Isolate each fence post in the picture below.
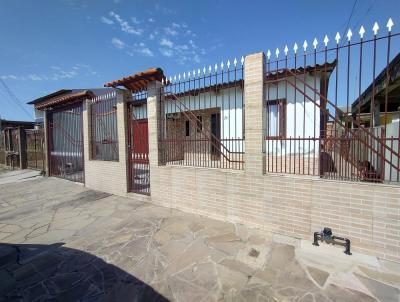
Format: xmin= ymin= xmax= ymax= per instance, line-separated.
xmin=244 ymin=52 xmax=266 ymax=175
xmin=43 ymin=110 xmax=50 ymax=176
xmin=147 ymin=81 xmax=163 ymax=168
xmin=116 ymin=90 xmax=130 ymax=192
xmin=18 ymin=127 xmax=27 ymax=169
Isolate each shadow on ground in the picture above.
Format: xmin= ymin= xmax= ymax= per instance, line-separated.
xmin=0 ymin=243 xmax=169 ymax=302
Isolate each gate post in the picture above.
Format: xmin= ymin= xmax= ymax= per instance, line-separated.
xmin=244 ymin=52 xmax=266 ymax=175
xmin=43 ymin=110 xmax=50 ymax=176
xmin=18 ymin=127 xmax=27 ymax=169
xmin=147 ymin=81 xmax=163 ymax=167
xmin=116 ymin=90 xmax=130 ymax=192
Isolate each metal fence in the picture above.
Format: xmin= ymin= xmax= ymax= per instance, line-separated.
xmin=26 ymin=128 xmax=45 ymax=171
xmin=160 ymin=59 xmax=245 ymax=170
xmin=48 ymin=104 xmax=85 ymax=183
xmin=90 ymin=92 xmax=119 ymax=161
xmin=128 ymin=90 xmax=150 ymax=195
xmin=263 ymin=19 xmax=400 ymax=184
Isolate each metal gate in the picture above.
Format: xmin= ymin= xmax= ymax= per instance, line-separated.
xmin=47 ymin=103 xmax=84 ymax=183
xmin=127 ymin=102 xmax=150 ymax=195
xmin=4 ymin=128 xmax=20 ymax=169
xmin=26 ymin=129 xmax=45 ymax=171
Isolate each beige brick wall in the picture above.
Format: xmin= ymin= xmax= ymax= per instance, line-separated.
xmin=148 ymin=52 xmax=400 ymax=262
xmin=150 ymin=165 xmax=400 ymax=261
xmin=83 ymin=90 xmax=130 ymax=196
xmin=244 ymin=52 xmax=265 ymax=176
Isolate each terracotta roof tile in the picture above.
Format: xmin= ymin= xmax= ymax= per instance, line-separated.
xmin=35 ymin=90 xmax=94 ymax=110
xmin=104 ymin=68 xmax=165 ymax=92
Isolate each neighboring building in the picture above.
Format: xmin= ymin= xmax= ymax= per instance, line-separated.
xmin=28 ymin=88 xmax=115 ymax=183
xmin=351 ymin=52 xmax=400 ymax=128
xmin=0 ymin=119 xmax=35 ymax=169
xmin=0 ymin=119 xmax=34 ymax=131
xmin=347 ymin=53 xmax=400 ymax=182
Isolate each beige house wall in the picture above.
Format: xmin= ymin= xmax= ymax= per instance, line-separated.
xmin=148 ymin=52 xmax=400 ymax=262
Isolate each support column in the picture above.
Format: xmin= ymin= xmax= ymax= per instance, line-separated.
xmin=373 ymin=99 xmax=381 ymax=127
xmin=18 ymin=127 xmax=27 ymax=169
xmin=244 ymin=52 xmax=266 ymax=175
xmin=43 ymin=111 xmax=50 ymax=176
xmin=116 ymin=90 xmax=130 ymax=191
xmin=147 ymin=81 xmax=163 ymax=168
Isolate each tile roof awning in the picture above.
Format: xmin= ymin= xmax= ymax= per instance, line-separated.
xmin=104 ymin=68 xmax=164 ymax=92
xmin=264 ymin=60 xmax=337 ymax=80
xmin=27 ymin=89 xmax=72 ymax=105
xmin=35 ymin=90 xmax=94 ymax=110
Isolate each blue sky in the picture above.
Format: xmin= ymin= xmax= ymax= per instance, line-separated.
xmin=0 ymin=0 xmax=399 ymax=121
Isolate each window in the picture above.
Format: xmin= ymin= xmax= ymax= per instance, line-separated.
xmin=196 ymin=115 xmax=203 ymax=133
xmin=185 ymin=120 xmax=190 ymax=136
xmin=266 ymin=99 xmax=286 ymax=138
xmin=90 ymin=96 xmax=119 ymax=161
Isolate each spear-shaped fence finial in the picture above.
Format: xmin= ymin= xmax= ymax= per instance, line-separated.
xmin=359 ymin=25 xmax=365 ymax=39
xmin=387 ymin=18 xmax=394 ymax=32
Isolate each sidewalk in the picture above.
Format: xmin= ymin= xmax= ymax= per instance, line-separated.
xmin=0 ymin=173 xmax=399 ymax=301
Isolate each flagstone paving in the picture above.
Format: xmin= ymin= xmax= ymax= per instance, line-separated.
xmin=0 ymin=172 xmax=399 ymax=301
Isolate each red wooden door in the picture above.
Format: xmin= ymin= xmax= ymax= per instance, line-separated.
xmin=128 ymin=107 xmax=150 ymax=195
xmin=132 ymin=119 xmax=149 ymax=164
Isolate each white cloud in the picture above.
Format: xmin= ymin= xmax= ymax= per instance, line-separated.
xmin=131 ymin=17 xmax=140 ymax=24
xmin=154 ymin=4 xmax=175 ymax=15
xmin=160 ymin=38 xmax=174 ymax=48
xmin=148 ymin=18 xmax=155 ymax=22
xmin=111 ymin=37 xmax=126 ymax=49
xmin=50 ymin=66 xmax=78 ymax=80
xmin=164 ymin=27 xmax=178 ymax=36
xmin=109 ymin=11 xmax=143 ymax=35
xmin=1 ymin=64 xmax=97 ymax=82
xmin=125 ymin=42 xmax=154 ymax=57
xmin=27 ymin=74 xmax=43 ymax=81
xmin=176 ymin=44 xmax=188 ymax=51
xmin=101 ymin=16 xmax=114 ymax=25
xmin=140 ymin=48 xmax=154 ymax=57
xmin=159 ymin=48 xmax=173 ymax=57
xmin=0 ymin=75 xmax=23 ymax=80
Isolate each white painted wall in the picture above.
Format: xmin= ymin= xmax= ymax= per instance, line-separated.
xmin=265 ymin=74 xmax=322 ymax=155
xmin=133 ymin=87 xmax=244 ymax=153
xmin=133 ymin=75 xmax=323 ymax=156
xmin=369 ymin=122 xmax=400 ymax=182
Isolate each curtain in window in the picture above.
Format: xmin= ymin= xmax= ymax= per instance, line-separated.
xmin=268 ymin=104 xmax=279 ymax=137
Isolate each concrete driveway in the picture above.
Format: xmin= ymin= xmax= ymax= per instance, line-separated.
xmin=0 ymin=170 xmax=399 ymax=301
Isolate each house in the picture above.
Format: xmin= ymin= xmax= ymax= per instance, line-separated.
xmin=264 ymin=62 xmax=336 ymax=174
xmin=25 ymin=49 xmax=400 ymax=262
xmin=0 ymin=119 xmax=35 ymax=131
xmin=351 ymin=52 xmax=400 ymax=128
xmin=348 ymin=52 xmax=400 ymax=182
xmin=0 ymin=119 xmax=35 ymax=169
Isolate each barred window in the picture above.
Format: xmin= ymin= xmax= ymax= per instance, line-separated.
xmin=266 ymin=99 xmax=287 ymax=138
xmin=90 ymin=93 xmax=119 ymax=161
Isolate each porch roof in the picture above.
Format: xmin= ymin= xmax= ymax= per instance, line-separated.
xmin=264 ymin=60 xmax=337 ymax=80
xmin=34 ymin=90 xmax=95 ymax=110
xmin=27 ymin=89 xmax=72 ymax=105
xmin=352 ymin=52 xmax=400 ymax=114
xmin=104 ymin=68 xmax=165 ymax=92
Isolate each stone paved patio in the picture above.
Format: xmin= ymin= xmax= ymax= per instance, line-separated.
xmin=0 ymin=170 xmax=399 ymax=301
